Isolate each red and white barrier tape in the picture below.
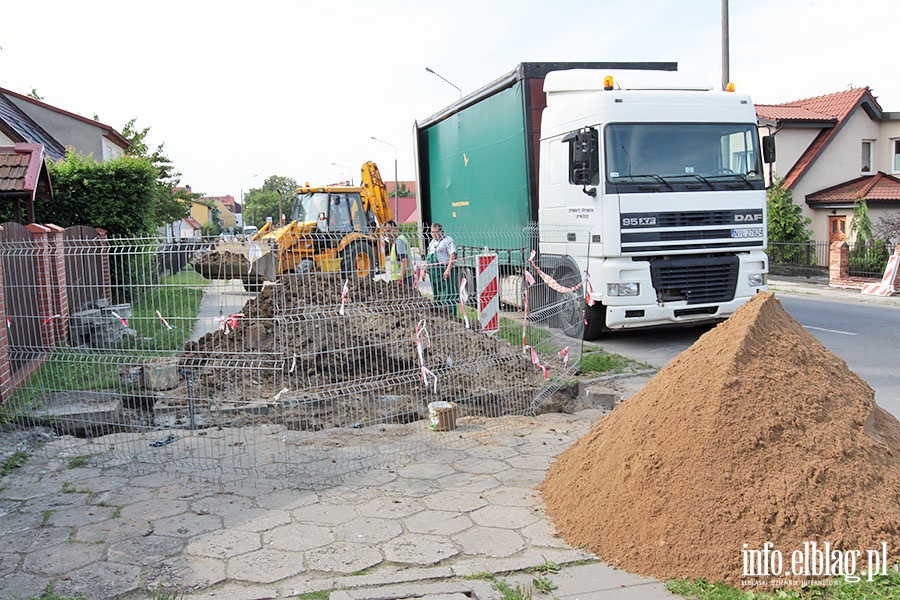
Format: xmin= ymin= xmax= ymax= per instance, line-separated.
xmin=528 ymin=250 xmax=582 ymax=293
xmin=558 ymin=346 xmax=569 ymax=369
xmin=415 ymin=319 xmax=438 ymax=393
xmin=156 ymin=310 xmax=173 ymax=330
xmin=42 ymin=314 xmax=62 ymax=326
xmin=527 ymin=345 xmax=549 ymax=380
xmin=459 ymin=277 xmax=470 ymax=329
xmin=339 ymin=279 xmax=350 ymax=315
xmin=111 ymin=310 xmax=128 ymax=328
xmin=522 ymin=269 xmax=536 ymax=352
xmin=220 ymin=312 xmax=244 ymax=335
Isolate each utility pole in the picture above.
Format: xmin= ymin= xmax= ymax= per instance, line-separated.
xmin=722 ymin=0 xmax=730 ymax=91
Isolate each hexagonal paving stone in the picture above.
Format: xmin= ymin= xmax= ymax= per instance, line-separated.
xmin=186 ymin=528 xmax=262 ymax=559
xmin=357 ymin=496 xmax=424 ymax=519
xmin=521 ymin=519 xmax=572 ymax=549
xmin=264 ymin=522 xmax=333 ymax=552
xmin=47 ymin=504 xmax=117 ymax=528
xmin=436 ymin=472 xmax=501 ymax=493
xmin=453 ymin=526 xmax=525 ymax=557
xmin=451 ymin=457 xmax=510 ymax=475
xmin=471 ymin=505 xmax=540 ymax=529
xmin=192 ymin=493 xmax=255 ymax=516
xmin=255 ymin=488 xmax=319 ymax=511
xmin=27 ymin=541 xmax=106 ymax=575
xmin=145 ymin=554 xmax=226 ymax=590
xmin=494 ymin=467 xmax=546 ymax=487
xmin=481 ymin=486 xmax=541 ymax=507
xmin=305 ymin=541 xmax=383 ymax=574
xmin=73 ymin=517 xmax=153 ymax=544
xmin=503 ymin=453 xmax=554 ymax=470
xmin=293 ymin=502 xmax=358 ymax=526
xmin=225 ymin=507 xmax=292 ymax=531
xmin=151 ymin=512 xmax=222 ymax=538
xmin=383 ymin=533 xmax=458 ymax=565
xmin=403 ymin=510 xmax=473 ymax=536
xmin=463 ymin=445 xmax=520 ymax=460
xmin=227 ymin=548 xmax=306 ymax=583
xmin=119 ymin=498 xmax=188 ymax=521
xmin=0 ymin=551 xmax=20 ymax=577
xmin=423 ymin=490 xmax=489 ymax=513
xmin=395 ymin=461 xmax=457 ymax=479
xmin=333 ymin=516 xmax=403 ymax=544
xmin=108 ymin=533 xmax=185 ymax=565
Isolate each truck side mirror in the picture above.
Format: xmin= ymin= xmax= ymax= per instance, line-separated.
xmin=762 ymin=135 xmax=776 ymax=164
xmin=563 ymin=127 xmax=599 ymax=196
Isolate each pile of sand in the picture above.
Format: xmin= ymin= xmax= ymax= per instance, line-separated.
xmin=540 ymin=292 xmax=900 ymax=584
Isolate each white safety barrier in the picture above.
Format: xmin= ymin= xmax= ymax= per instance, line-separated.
xmin=862 ymin=254 xmax=899 ymax=297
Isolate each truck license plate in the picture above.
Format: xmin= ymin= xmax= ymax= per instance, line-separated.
xmin=732 ymin=227 xmax=763 ymax=239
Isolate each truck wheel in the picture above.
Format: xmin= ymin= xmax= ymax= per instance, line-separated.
xmin=342 ymin=242 xmax=376 ymax=279
xmin=551 ymin=268 xmax=584 ymax=336
xmin=582 ymin=303 xmax=608 ymax=340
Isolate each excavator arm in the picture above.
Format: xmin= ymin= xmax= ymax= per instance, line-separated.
xmin=360 ymin=161 xmax=393 ymax=225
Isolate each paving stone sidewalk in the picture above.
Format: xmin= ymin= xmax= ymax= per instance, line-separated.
xmin=0 ymin=373 xmax=676 ymax=600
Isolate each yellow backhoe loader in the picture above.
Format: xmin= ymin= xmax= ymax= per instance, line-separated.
xmin=194 ymin=161 xmax=393 ymax=292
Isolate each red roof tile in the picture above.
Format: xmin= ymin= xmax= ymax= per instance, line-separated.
xmin=756 ymin=88 xmax=882 ymax=189
xmin=806 ymin=171 xmax=900 ymax=206
xmin=0 ymin=144 xmax=50 ymax=196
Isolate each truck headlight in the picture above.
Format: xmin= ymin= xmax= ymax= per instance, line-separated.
xmin=748 ymin=273 xmax=767 ymax=287
xmin=607 ymin=282 xmax=640 ymax=296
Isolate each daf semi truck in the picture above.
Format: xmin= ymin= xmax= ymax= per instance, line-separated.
xmin=414 ymin=62 xmax=773 ymax=338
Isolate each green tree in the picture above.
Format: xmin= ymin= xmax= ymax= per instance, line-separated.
xmin=847 ymin=197 xmax=889 ymax=276
xmin=121 ymin=118 xmax=195 ymax=227
xmin=766 ymin=176 xmax=813 ymax=268
xmin=766 ymin=177 xmax=811 ymax=243
xmin=243 ymin=175 xmax=299 ymax=228
xmin=27 ymin=88 xmax=44 ymax=101
xmin=848 ymin=197 xmax=874 ymax=243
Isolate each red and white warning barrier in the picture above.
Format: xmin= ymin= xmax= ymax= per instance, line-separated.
xmin=339 ymin=279 xmax=350 ymax=315
xmin=862 ymin=254 xmax=899 ymax=297
xmin=477 ymin=250 xmax=499 ymax=335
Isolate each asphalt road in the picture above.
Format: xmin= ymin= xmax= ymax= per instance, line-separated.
xmin=588 ymin=293 xmax=900 ymax=419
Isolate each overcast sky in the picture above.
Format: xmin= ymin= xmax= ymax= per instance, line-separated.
xmin=2 ymin=0 xmax=899 ymax=199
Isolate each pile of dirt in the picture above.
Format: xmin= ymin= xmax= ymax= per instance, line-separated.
xmin=174 ymin=274 xmax=549 ymax=430
xmin=540 ymin=292 xmax=900 ymax=585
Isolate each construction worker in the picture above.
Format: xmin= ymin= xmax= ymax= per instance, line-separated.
xmin=384 ymin=220 xmax=414 ymax=286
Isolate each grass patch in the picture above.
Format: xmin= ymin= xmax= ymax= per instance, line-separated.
xmin=0 ymin=268 xmax=206 ymax=421
xmin=67 ymin=454 xmax=96 ymax=469
xmin=1 ymin=450 xmax=28 ymax=476
xmin=579 ymin=347 xmax=648 ymax=375
xmin=667 ymin=568 xmax=900 ymax=599
xmin=21 ymin=583 xmax=88 ymax=599
xmin=295 ymin=592 xmax=330 ymax=600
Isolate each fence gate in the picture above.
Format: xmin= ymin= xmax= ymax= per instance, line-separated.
xmin=64 ymin=226 xmax=106 ymax=314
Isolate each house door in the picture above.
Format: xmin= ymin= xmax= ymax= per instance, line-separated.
xmin=828 ymin=216 xmax=846 ymax=244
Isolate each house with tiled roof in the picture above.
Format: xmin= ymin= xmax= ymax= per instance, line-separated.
xmin=0 ymin=87 xmax=129 ymax=161
xmin=757 ymin=88 xmax=900 ymax=245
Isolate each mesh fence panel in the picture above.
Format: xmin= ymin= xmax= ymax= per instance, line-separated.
xmin=0 ymin=225 xmax=592 ymax=482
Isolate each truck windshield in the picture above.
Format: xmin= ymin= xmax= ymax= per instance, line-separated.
xmin=292 ymin=192 xmax=331 ymax=222
xmin=605 ymin=123 xmax=764 ymax=192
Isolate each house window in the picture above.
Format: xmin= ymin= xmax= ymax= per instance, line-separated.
xmin=894 ymin=139 xmax=900 ymax=173
xmin=861 ymin=140 xmax=873 ymax=173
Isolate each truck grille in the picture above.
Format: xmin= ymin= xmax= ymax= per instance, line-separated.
xmin=649 ymin=255 xmax=738 ymax=304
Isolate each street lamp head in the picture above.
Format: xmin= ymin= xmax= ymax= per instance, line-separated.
xmin=425 ymin=67 xmax=435 ymax=74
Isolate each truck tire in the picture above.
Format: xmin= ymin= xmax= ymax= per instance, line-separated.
xmin=582 ymin=302 xmax=608 ymax=340
xmin=342 ymin=242 xmax=376 ymax=279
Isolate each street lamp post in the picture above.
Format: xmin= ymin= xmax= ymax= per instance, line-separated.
xmin=370 ymin=137 xmax=399 ymax=222
xmin=425 ymin=66 xmax=462 ymax=98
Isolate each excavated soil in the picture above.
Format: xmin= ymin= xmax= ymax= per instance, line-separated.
xmin=540 ymin=292 xmax=900 ymax=586
xmin=172 ymin=274 xmax=553 ymax=430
